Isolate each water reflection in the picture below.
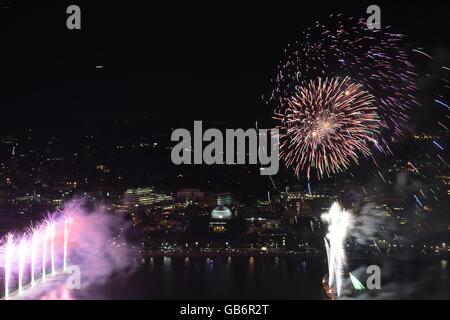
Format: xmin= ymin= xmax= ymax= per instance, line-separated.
xmin=15 ymin=256 xmax=450 ymax=300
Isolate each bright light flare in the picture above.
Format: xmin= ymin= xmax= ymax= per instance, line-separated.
xmin=4 ymin=234 xmax=14 ymax=300
xmin=18 ymin=237 xmax=27 ymax=295
xmin=322 ymin=202 xmax=353 ymax=298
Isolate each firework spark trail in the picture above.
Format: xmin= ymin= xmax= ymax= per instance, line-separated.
xmin=31 ymin=230 xmax=38 ymax=287
xmin=433 ymin=140 xmax=444 ymax=151
xmin=373 ymin=239 xmax=382 ymax=254
xmin=437 ymin=154 xmax=447 ymax=166
xmin=324 ymin=237 xmax=333 ymax=285
xmin=322 ymin=202 xmax=353 ymax=298
xmin=18 ymin=238 xmax=27 ymax=295
xmin=63 ymin=217 xmax=71 ymax=271
xmin=4 ymin=234 xmax=14 ymax=299
xmin=42 ymin=223 xmax=49 ymax=282
xmin=413 ymin=49 xmax=434 ymax=60
xmin=438 ymin=122 xmax=448 ymax=130
xmin=435 ymin=99 xmax=450 ymax=110
xmin=50 ymin=222 xmax=56 ymax=276
xmin=413 ymin=194 xmax=423 ymax=207
xmin=274 ymin=76 xmax=379 ymax=179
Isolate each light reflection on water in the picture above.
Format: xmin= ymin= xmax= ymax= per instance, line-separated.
xmin=82 ymin=256 xmax=450 ymax=300
xmin=40 ymin=286 xmax=73 ymax=300
xmin=75 ymin=256 xmax=324 ymax=300
xmin=6 ymin=256 xmax=449 ymax=300
xmin=441 ymin=259 xmax=448 ymax=271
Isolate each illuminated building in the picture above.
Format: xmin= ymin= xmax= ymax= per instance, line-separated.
xmin=176 ymin=188 xmax=205 ymax=203
xmin=216 ymin=193 xmax=233 ymax=206
xmin=211 ymin=205 xmax=232 ymax=219
xmin=124 ymin=187 xmax=173 ymax=207
xmin=208 ymin=199 xmax=233 ymax=233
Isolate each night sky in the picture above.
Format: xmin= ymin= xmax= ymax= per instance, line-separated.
xmin=0 ymin=1 xmax=448 ymax=134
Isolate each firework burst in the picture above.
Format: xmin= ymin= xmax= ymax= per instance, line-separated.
xmin=270 ymin=14 xmax=420 ymax=179
xmin=274 ymin=76 xmax=379 ymax=180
